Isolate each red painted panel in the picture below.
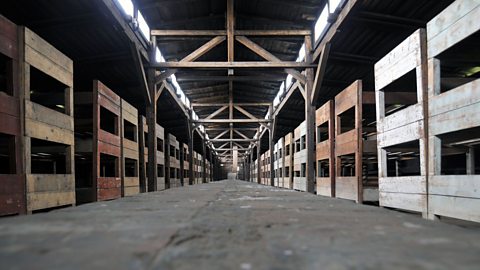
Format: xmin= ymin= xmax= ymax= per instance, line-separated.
xmin=0 ymin=175 xmax=26 ymax=216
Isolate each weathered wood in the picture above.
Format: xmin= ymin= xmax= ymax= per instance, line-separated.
xmin=121 ymin=99 xmax=139 ymax=197
xmin=227 ymin=0 xmax=235 ymax=62
xmin=426 ymin=1 xmax=480 ymax=222
xmin=153 ymin=61 xmax=315 ymax=69
xmin=375 ymin=29 xmax=428 ymax=213
xmin=20 ymin=26 xmax=75 ymax=212
xmin=334 ymin=80 xmax=377 ymax=203
xmin=427 ymin=0 xmax=480 ymax=58
xmin=0 ymin=16 xmax=25 ymax=216
xmin=315 ymin=100 xmax=335 ymax=197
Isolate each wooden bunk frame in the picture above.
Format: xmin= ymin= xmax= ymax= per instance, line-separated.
xmin=75 ymin=81 xmax=121 ymax=202
xmin=273 ymin=142 xmax=279 ymax=187
xmin=375 ymin=29 xmax=429 ymax=214
xmin=0 ymin=16 xmax=25 ymax=216
xmin=120 ymin=99 xmax=139 ymax=196
xmin=293 ymin=121 xmax=307 ymax=191
xmin=334 ymin=80 xmax=378 ymax=203
xmin=316 ymin=100 xmax=335 ymax=197
xmin=20 ymin=26 xmax=75 ymax=212
xmin=276 ymin=138 xmax=285 ymax=188
xmin=183 ymin=143 xmax=189 ymax=185
xmin=138 ymin=116 xmax=165 ymax=191
xmin=426 ymin=0 xmax=480 ymax=222
xmin=167 ymin=134 xmax=180 ymax=188
xmin=283 ymin=133 xmax=294 ymax=189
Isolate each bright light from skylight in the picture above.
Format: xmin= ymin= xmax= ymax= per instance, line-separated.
xmin=155 ymin=47 xmax=165 ymax=62
xmin=273 ymin=95 xmax=280 ymax=107
xmin=296 ymin=43 xmax=306 ymax=62
xmin=286 ymin=74 xmax=293 ymax=89
xmin=278 ymin=82 xmax=285 ymax=96
xmin=314 ymin=6 xmax=329 ymax=41
xmin=170 ymin=74 xmax=182 ymax=95
xmin=329 ymin=0 xmax=342 ymax=13
xmin=116 ymin=0 xmax=134 ymax=17
xmin=137 ymin=11 xmax=150 ymax=40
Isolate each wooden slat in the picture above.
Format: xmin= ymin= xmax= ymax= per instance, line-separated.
xmin=427 ymin=1 xmax=480 ymax=57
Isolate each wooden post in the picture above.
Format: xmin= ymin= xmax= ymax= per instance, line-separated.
xmin=305 ymin=35 xmax=315 ymax=193
xmin=147 ymin=36 xmax=158 ymax=192
xmin=202 ymin=138 xmax=207 ymax=183
xmin=227 ymin=0 xmax=235 ymax=62
xmin=188 ymin=121 xmax=195 ymax=185
xmin=179 ymin=142 xmax=184 ymax=186
xmin=257 ymin=140 xmax=261 ymax=184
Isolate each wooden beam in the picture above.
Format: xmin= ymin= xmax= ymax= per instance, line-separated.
xmin=235 ymin=35 xmax=306 ymax=84
xmin=154 ymin=36 xmax=225 ymax=85
xmin=213 ymin=129 xmax=230 ymax=140
xmin=155 ymin=83 xmax=165 ymax=102
xmin=152 ymin=62 xmax=315 ymax=69
xmin=151 ymin=30 xmax=310 ymax=36
xmin=178 ymin=75 xmax=285 ymax=82
xmin=151 ymin=30 xmax=227 ymax=36
xmin=130 ymin=43 xmax=151 ymax=104
xmin=234 ymin=129 xmax=250 ymax=140
xmin=227 ymin=0 xmax=235 ymax=62
xmin=210 ymin=139 xmax=258 ymax=142
xmin=194 ymin=119 xmax=270 ymax=123
xmin=182 ymin=35 xmax=226 ymax=62
xmin=234 ymin=105 xmax=257 ymax=120
xmin=311 ymin=42 xmax=330 ymax=104
xmin=205 ymin=105 xmax=228 ymax=120
xmin=193 ymin=102 xmax=271 ymax=107
xmin=235 ymin=30 xmax=311 ymax=36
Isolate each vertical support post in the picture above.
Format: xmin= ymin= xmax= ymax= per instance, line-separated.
xmin=227 ymin=0 xmax=235 ymax=62
xmin=233 ymin=145 xmax=238 ymax=177
xmin=179 ymin=142 xmax=185 ymax=186
xmin=165 ymin=132 xmax=171 ymax=189
xmin=202 ymin=137 xmax=207 ymax=183
xmin=250 ymin=150 xmax=254 ymax=182
xmin=305 ymin=35 xmax=315 ymax=193
xmin=467 ymin=147 xmax=475 ymax=175
xmin=147 ymin=37 xmax=158 ymax=192
xmin=188 ymin=124 xmax=194 ymax=185
xmin=210 ymin=150 xmax=214 ymax=182
xmin=269 ymin=107 xmax=275 ymax=186
xmin=257 ymin=138 xmax=261 ymax=184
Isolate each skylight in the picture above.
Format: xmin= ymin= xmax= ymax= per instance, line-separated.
xmin=116 ymin=0 xmax=134 ymax=17
xmin=329 ymin=0 xmax=342 ymax=13
xmin=314 ymin=6 xmax=329 ymax=41
xmin=137 ymin=11 xmax=150 ymax=40
xmin=155 ymin=47 xmax=165 ymax=62
xmin=296 ymin=43 xmax=306 ymax=62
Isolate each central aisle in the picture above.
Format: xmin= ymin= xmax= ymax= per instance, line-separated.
xmin=0 ymin=180 xmax=479 ymax=269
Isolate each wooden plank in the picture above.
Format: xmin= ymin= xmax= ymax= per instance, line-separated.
xmin=27 ymin=191 xmax=75 ymax=211
xmin=378 ymin=104 xmax=424 ymax=133
xmin=429 ymin=195 xmax=480 ymax=223
xmin=335 ymin=176 xmax=358 ymax=201
xmin=25 ymin=100 xmax=74 ymax=131
xmin=0 ymin=15 xmax=18 ymax=59
xmin=377 ymin=121 xmax=422 ymax=148
xmin=25 ymin=118 xmax=74 ymax=145
xmin=26 ymin=174 xmax=75 ymax=193
xmin=427 ymin=1 xmax=480 ymax=57
xmin=430 ymin=175 xmax=480 ymax=199
xmin=183 ymin=36 xmax=226 ymax=62
xmin=23 ymin=27 xmax=73 ymax=72
xmin=429 ymin=102 xmax=480 ymax=136
xmin=428 ymin=79 xmax=480 ymax=117
xmin=335 ymin=81 xmax=360 ymax=115
xmin=25 ymin=46 xmax=73 ymax=87
xmin=98 ymin=140 xmax=121 ymax=157
xmin=380 ymin=192 xmax=426 ymax=213
xmin=379 ymin=176 xmax=427 ymax=194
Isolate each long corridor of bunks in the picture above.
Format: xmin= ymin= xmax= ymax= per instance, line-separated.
xmin=0 ymin=0 xmax=479 ymax=268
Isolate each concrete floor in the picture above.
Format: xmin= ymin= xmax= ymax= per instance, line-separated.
xmin=1 ymin=180 xmax=479 ymax=270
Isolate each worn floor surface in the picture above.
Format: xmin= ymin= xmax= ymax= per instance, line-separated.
xmin=1 ymin=180 xmax=479 ymax=270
